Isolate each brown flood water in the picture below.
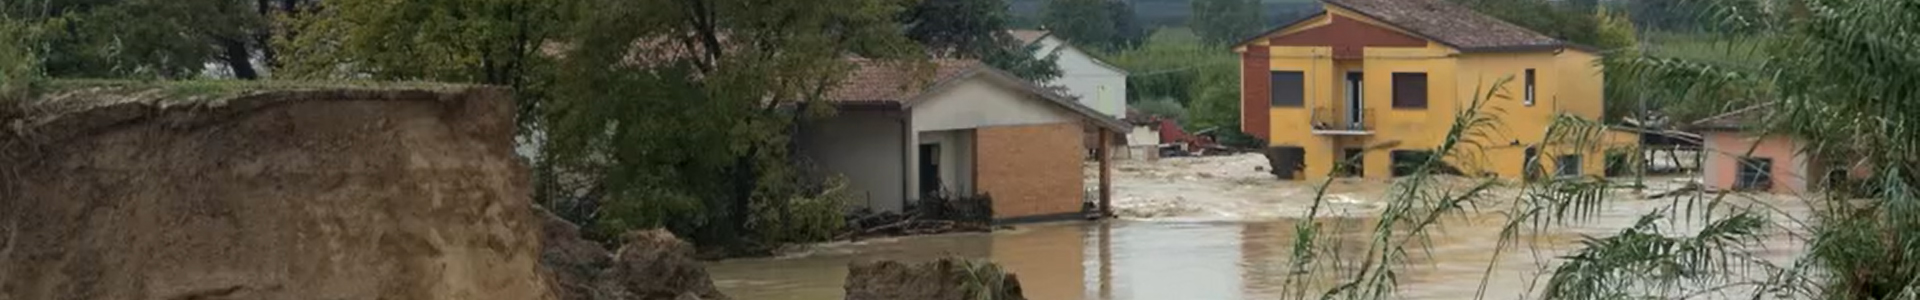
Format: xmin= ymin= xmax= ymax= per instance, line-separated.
xmin=708 ymin=156 xmax=1805 ymax=299
xmin=708 ymin=195 xmax=1803 ymax=299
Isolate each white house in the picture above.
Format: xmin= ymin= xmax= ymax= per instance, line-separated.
xmin=1009 ymin=30 xmax=1130 ymax=118
xmin=1009 ymin=30 xmax=1138 ymax=156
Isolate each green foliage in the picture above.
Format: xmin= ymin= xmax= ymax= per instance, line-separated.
xmin=1105 ymin=28 xmax=1244 ymax=137
xmin=749 ymin=175 xmax=853 ymax=245
xmin=1132 ymin=98 xmax=1185 ymax=121
xmin=1041 ymin=0 xmax=1142 ymax=51
xmin=539 ymin=0 xmax=921 ymax=252
xmin=276 ymin=0 xmax=562 ymax=85
xmin=902 ymin=0 xmax=1062 ymax=81
xmin=952 ymin=258 xmax=1023 ymax=300
xmin=6 ymin=0 xmax=270 ymax=79
xmin=1189 ymin=0 xmax=1263 ymax=45
xmin=0 ymin=18 xmax=44 ymax=102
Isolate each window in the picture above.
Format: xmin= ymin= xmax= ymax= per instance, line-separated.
xmin=1270 ymin=71 xmax=1304 ymax=107
xmin=1391 ymin=150 xmax=1461 ymax=176
xmin=1524 ymin=68 xmax=1536 ymax=106
xmin=1736 ymin=157 xmax=1774 ymax=190
xmin=1391 ymin=72 xmax=1427 ymax=109
xmin=1556 ymin=154 xmax=1582 ymax=177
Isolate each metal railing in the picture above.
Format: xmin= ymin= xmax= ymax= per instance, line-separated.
xmin=1310 ymin=106 xmax=1376 ymax=133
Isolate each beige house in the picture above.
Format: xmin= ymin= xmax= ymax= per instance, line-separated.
xmin=802 ymin=60 xmax=1129 ymax=222
xmin=1691 ymin=105 xmax=1864 ymax=194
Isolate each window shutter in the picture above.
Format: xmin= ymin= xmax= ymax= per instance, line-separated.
xmin=1270 ymin=71 xmax=1304 ymax=107
xmin=1392 ymin=73 xmax=1427 ymax=109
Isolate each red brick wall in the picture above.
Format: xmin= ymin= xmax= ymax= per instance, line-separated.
xmin=975 ymin=123 xmax=1086 ymax=219
xmin=1242 ymin=50 xmax=1271 ymax=139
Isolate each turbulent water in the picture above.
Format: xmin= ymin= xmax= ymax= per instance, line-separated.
xmin=707 ymin=155 xmax=1806 ymax=300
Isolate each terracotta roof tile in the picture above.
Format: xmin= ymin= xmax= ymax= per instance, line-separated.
xmin=1692 ymin=104 xmax=1771 ymax=131
xmin=1320 ymin=0 xmax=1564 ymax=51
xmin=824 ymin=59 xmax=982 ymax=103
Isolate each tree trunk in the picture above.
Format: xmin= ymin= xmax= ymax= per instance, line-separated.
xmin=218 ymin=38 xmax=259 ymax=80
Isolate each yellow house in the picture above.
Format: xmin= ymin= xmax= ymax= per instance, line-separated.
xmin=1235 ymin=0 xmax=1610 ymax=180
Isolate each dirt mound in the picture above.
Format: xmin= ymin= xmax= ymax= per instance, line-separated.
xmin=537 ymin=207 xmax=729 ymax=300
xmin=844 ymin=258 xmax=1025 ymax=300
xmin=0 ymin=85 xmax=551 ymax=300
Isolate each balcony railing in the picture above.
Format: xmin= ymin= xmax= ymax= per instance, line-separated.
xmin=1310 ymin=106 xmax=1375 ymax=135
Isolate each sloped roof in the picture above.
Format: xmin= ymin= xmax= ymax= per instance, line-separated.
xmin=1690 ymin=104 xmax=1771 ymax=131
xmin=1239 ymin=0 xmax=1572 ymax=52
xmin=825 ymin=60 xmax=981 ymax=105
xmin=823 ymin=59 xmax=1128 ymax=132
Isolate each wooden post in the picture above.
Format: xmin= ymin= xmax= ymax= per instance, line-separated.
xmin=1098 ymin=129 xmax=1113 ymax=218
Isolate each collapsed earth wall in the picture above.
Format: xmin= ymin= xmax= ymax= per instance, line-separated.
xmin=0 ymin=85 xmax=552 ymax=300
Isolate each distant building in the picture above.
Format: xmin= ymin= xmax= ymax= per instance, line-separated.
xmin=1690 ymin=105 xmax=1861 ymax=194
xmin=1233 ymin=0 xmax=1610 ymax=180
xmin=1008 ymin=30 xmax=1130 ymax=118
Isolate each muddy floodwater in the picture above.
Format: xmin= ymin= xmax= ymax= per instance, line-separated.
xmin=707 ymin=155 xmax=1806 ymax=299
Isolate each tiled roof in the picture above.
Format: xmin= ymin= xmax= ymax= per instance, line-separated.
xmin=822 ymin=59 xmax=1130 ymax=132
xmin=1008 ymin=30 xmax=1051 ymax=45
xmin=1691 ymin=104 xmax=1771 ymax=131
xmin=824 ymin=59 xmax=981 ymax=104
xmin=1323 ymin=0 xmax=1564 ymax=51
xmin=1240 ymin=0 xmax=1570 ymax=52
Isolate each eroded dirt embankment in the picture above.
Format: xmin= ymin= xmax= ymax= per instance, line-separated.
xmin=0 ymin=85 xmax=551 ymax=300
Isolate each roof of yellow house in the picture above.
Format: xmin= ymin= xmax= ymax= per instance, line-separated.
xmin=1240 ymin=0 xmax=1580 ymax=52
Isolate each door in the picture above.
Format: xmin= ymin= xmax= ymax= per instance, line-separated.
xmin=1346 ymin=72 xmax=1364 ymax=129
xmin=919 ymin=144 xmax=942 ymax=198
xmin=1339 ymin=148 xmax=1364 ymax=177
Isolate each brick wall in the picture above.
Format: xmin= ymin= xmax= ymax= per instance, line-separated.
xmin=1241 ymin=50 xmax=1271 ymax=139
xmin=974 ymin=122 xmax=1086 ymax=219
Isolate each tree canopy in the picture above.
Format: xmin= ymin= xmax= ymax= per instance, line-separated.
xmin=902 ymin=0 xmax=1062 ymax=81
xmin=1189 ymin=0 xmax=1263 ymax=46
xmin=1041 ymin=0 xmax=1143 ymax=51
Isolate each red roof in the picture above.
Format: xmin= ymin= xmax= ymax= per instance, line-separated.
xmin=824 ymin=59 xmax=982 ymax=104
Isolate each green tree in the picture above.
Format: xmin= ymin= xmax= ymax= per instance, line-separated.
xmin=1190 ymin=0 xmax=1263 ymax=46
xmin=540 ymin=0 xmax=921 ymax=250
xmin=1041 ymin=0 xmax=1141 ymax=51
xmin=5 ymin=0 xmax=274 ymax=79
xmin=901 ymin=0 xmax=1062 ymax=81
xmin=277 ymin=0 xmax=918 ymax=252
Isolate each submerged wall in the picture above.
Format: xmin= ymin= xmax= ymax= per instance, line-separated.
xmin=0 ymin=85 xmax=552 ymax=300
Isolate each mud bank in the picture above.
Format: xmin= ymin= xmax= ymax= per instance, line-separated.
xmin=539 ymin=208 xmax=730 ymax=300
xmin=845 ymin=258 xmax=1024 ymax=300
xmin=0 ymin=84 xmax=550 ymax=300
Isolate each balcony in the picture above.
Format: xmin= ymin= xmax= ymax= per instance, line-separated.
xmin=1310 ymin=107 xmax=1375 ymax=135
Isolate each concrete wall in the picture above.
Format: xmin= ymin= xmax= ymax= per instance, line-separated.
xmin=976 ymin=123 xmax=1088 ymax=219
xmin=800 ymin=110 xmax=909 ymax=212
xmin=1035 ymin=37 xmax=1128 ymax=118
xmin=1702 ymin=131 xmax=1812 ymax=194
xmin=1127 ymin=125 xmax=1161 ymax=146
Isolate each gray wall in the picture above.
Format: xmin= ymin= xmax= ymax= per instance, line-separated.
xmin=800 ymin=110 xmax=909 ymax=212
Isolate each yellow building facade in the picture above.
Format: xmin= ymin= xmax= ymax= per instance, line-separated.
xmin=1236 ymin=0 xmax=1613 ymax=181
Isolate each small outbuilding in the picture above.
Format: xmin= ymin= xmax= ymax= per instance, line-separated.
xmin=1692 ymin=105 xmax=1823 ymax=193
xmin=802 ymin=60 xmax=1129 ymax=222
